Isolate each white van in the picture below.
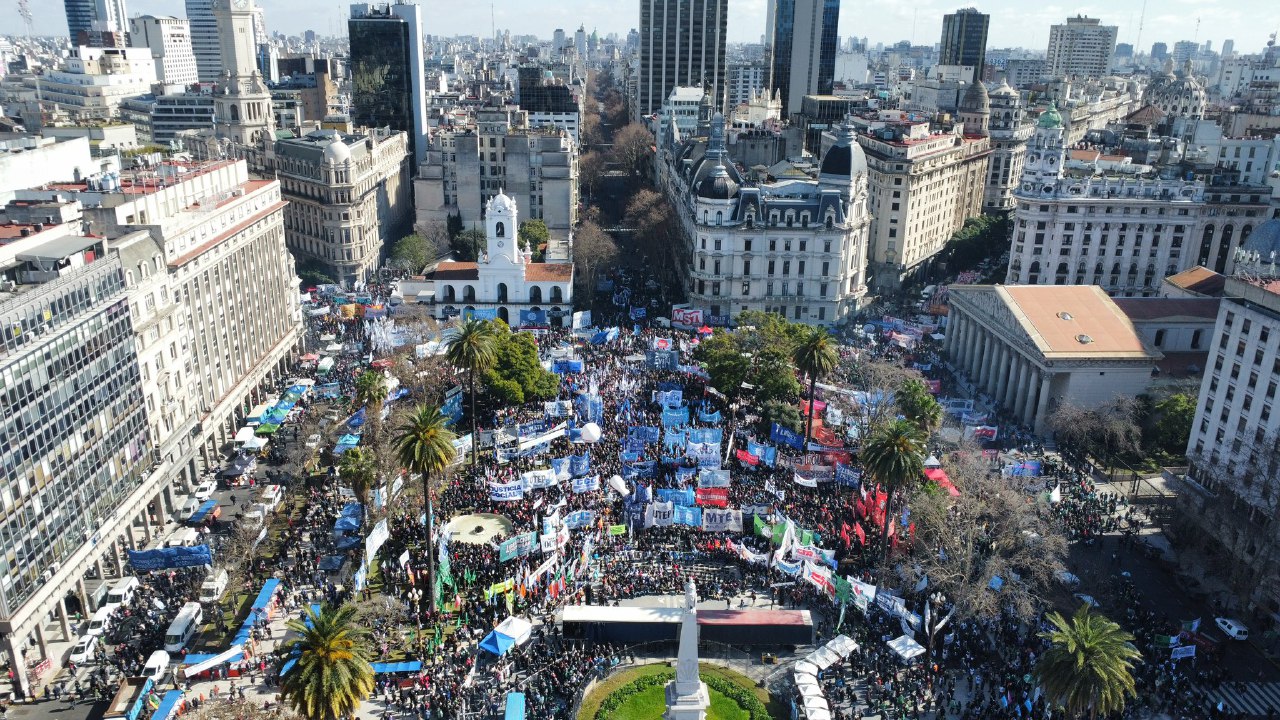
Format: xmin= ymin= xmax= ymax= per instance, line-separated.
xmin=105 ymin=577 xmax=139 ymax=609
xmin=198 ymin=569 xmax=229 ymax=604
xmin=179 ymin=497 xmax=200 ymax=521
xmin=163 ymin=602 xmax=203 ymax=653
xmin=143 ymin=650 xmax=170 ymax=683
xmin=164 ymin=527 xmax=200 ymax=548
xmin=86 ymin=607 xmax=113 ymax=637
xmin=260 ymin=484 xmax=283 ymax=509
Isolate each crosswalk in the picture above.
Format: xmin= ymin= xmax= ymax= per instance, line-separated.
xmin=1196 ymin=681 xmax=1280 ymax=716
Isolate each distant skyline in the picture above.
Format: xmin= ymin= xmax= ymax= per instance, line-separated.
xmin=10 ymin=0 xmax=1280 ymax=56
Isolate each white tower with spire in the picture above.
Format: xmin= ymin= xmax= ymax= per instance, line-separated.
xmin=665 ymin=579 xmax=710 ymax=720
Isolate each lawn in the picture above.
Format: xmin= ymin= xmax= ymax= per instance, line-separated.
xmin=577 ymin=663 xmax=777 ymax=720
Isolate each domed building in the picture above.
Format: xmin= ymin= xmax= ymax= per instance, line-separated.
xmin=983 ymin=78 xmax=1035 ymax=212
xmin=1144 ymin=59 xmax=1206 ymax=119
xmin=274 ymin=126 xmax=413 ymax=284
xmin=657 ymin=113 xmax=872 ymax=326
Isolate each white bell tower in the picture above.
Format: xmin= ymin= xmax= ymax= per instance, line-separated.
xmin=212 ymin=0 xmax=274 ymax=147
xmin=485 ymin=191 xmax=522 ymax=265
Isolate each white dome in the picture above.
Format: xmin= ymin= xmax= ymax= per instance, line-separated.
xmin=488 ymin=192 xmax=515 ymax=214
xmin=323 ymin=139 xmax=351 ymax=164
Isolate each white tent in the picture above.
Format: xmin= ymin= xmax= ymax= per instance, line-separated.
xmin=243 ymin=436 xmax=269 ymax=451
xmin=827 ymin=634 xmax=859 ymax=657
xmin=803 ymin=696 xmax=830 ymax=713
xmin=495 ymin=615 xmax=533 ymax=646
xmin=804 ymin=708 xmax=832 ymax=720
xmin=234 ymin=426 xmax=255 ymax=444
xmin=794 ymin=660 xmax=820 ymax=676
xmin=887 ymin=634 xmax=926 ymax=661
xmin=793 ymin=671 xmax=818 ymax=687
xmin=795 ymin=678 xmax=821 ymax=694
xmin=806 ymin=646 xmax=842 ymax=670
xmin=923 ymin=455 xmax=942 ymax=468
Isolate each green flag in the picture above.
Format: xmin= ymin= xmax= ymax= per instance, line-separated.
xmin=800 ymin=529 xmax=813 ymax=547
xmin=754 ymin=515 xmax=770 ymax=538
xmin=833 ymin=575 xmax=852 ymax=604
xmin=771 ymin=521 xmax=787 ymax=545
xmin=608 ymin=524 xmax=627 ymax=536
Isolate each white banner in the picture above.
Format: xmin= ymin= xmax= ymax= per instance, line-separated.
xmin=793 ymin=471 xmax=818 ymax=488
xmin=646 ymin=501 xmax=674 ymax=527
xmin=365 ymin=519 xmax=390 ymax=568
xmin=489 ymin=480 xmax=524 ymax=502
xmin=701 ymin=509 xmax=742 ymax=532
xmin=521 ymin=468 xmax=559 ymax=490
xmin=697 ymin=469 xmax=731 ymax=488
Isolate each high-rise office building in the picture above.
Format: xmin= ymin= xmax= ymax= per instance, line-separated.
xmin=1150 ymin=42 xmax=1168 ymax=63
xmin=1222 ymin=39 xmax=1235 ymax=58
xmin=348 ymin=2 xmax=429 ymax=169
xmin=768 ymin=0 xmax=840 ymax=117
xmin=129 ymin=16 xmax=200 ymax=87
xmin=184 ymin=0 xmax=223 ymax=83
xmin=64 ymin=0 xmax=129 ymax=43
xmin=637 ymin=0 xmax=728 ymax=121
xmin=939 ymin=7 xmax=989 ymax=85
xmin=1045 ymin=15 xmax=1117 ymax=79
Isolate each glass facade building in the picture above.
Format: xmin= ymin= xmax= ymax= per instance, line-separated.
xmin=769 ymin=0 xmax=840 ymax=117
xmin=63 ymin=0 xmax=97 ymax=43
xmin=348 ymin=2 xmax=428 ymax=167
xmin=637 ymin=0 xmax=729 ymax=120
xmin=940 ymin=8 xmax=990 ymax=85
xmin=0 ymin=258 xmax=149 ymax=617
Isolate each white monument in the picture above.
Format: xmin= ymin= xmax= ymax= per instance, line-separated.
xmin=665 ymin=579 xmax=711 ymax=720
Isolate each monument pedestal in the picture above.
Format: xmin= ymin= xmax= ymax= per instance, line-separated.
xmin=664 ymin=680 xmax=710 ymax=720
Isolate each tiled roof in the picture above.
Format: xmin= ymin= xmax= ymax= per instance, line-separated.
xmin=1000 ymin=285 xmax=1155 ymax=358
xmin=524 ymin=263 xmax=573 ymax=282
xmin=430 ymin=262 xmax=480 ymax=281
xmin=1164 ymin=266 xmax=1226 ymax=297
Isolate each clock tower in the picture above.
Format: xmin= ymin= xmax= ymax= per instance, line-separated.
xmin=212 ymin=0 xmax=273 ymax=147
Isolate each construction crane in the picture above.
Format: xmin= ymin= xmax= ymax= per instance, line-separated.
xmin=16 ymin=0 xmax=43 ymax=103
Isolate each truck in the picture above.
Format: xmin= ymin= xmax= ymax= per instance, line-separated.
xmin=102 ymin=677 xmax=154 ymax=720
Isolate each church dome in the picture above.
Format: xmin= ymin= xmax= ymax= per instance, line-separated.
xmin=989 ymin=77 xmax=1017 ymax=98
xmin=1241 ymin=219 xmax=1280 ymax=258
xmin=1037 ymin=102 xmax=1063 ymax=129
xmin=1147 ymin=61 xmax=1205 ymax=118
xmin=696 ymin=164 xmax=738 ymax=200
xmin=323 ymin=139 xmax=351 ymax=164
xmin=818 ymin=126 xmax=868 ymax=181
xmin=488 ymin=191 xmax=516 ymax=214
xmin=960 ymin=80 xmax=990 ymax=113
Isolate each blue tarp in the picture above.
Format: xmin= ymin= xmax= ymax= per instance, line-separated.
xmin=347 ymin=407 xmax=366 ymax=428
xmin=152 ymin=691 xmax=184 ymax=720
xmin=338 ymin=434 xmax=361 ymax=445
xmin=280 ymin=657 xmax=297 ymax=678
xmin=479 ymin=630 xmax=517 ymax=656
xmin=127 ymin=545 xmax=213 ymax=571
xmin=188 ymin=499 xmax=219 ymax=523
xmin=319 ymin=555 xmax=344 ymax=571
xmin=334 ymin=502 xmax=364 ymax=532
xmin=371 ymin=661 xmax=423 ymax=674
xmin=335 ymin=535 xmax=361 ymax=550
xmin=233 ymin=579 xmax=280 ymax=646
xmin=505 ymin=692 xmax=526 ymax=720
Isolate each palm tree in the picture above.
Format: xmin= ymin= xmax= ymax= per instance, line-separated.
xmin=896 ymin=378 xmax=944 ymax=434
xmin=337 ymin=446 xmax=377 ymax=512
xmin=353 ymin=370 xmax=389 ymax=445
xmin=443 ymin=318 xmax=498 ymax=464
xmin=279 ymin=604 xmax=375 ymax=720
xmin=859 ymin=418 xmax=926 ymax=563
xmin=792 ymin=327 xmax=839 ymax=447
xmin=1036 ymin=605 xmax=1142 ymax=719
xmin=393 ymin=403 xmax=456 ymax=612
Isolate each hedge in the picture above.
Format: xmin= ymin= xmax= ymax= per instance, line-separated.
xmin=592 ymin=668 xmax=771 ymax=720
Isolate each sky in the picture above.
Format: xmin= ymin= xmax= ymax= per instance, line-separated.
xmin=12 ymin=0 xmax=1280 ymax=56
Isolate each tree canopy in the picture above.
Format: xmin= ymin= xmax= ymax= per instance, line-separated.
xmin=279 ymin=604 xmax=375 ymax=720
xmin=693 ymin=311 xmax=807 ymax=412
xmin=482 ymin=322 xmax=560 ymax=405
xmin=1036 ymin=606 xmax=1141 ymax=720
xmin=389 ymin=233 xmax=437 ymax=274
xmin=1147 ymin=392 xmax=1196 ymax=457
xmin=611 ymin=123 xmax=653 ymax=178
xmin=451 ymin=228 xmax=486 ymax=262
xmin=518 ymin=219 xmax=550 ymax=253
xmin=573 ymin=220 xmax=619 ymax=292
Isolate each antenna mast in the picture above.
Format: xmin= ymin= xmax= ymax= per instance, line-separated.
xmin=1134 ymin=0 xmax=1147 ymax=60
xmin=16 ymin=0 xmax=42 ymax=104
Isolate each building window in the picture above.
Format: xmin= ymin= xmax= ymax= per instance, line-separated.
xmin=743 ymin=260 xmax=751 ymax=275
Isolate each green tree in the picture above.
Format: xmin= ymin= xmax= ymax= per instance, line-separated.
xmin=860 ymin=419 xmax=926 ymax=562
xmin=792 ymin=328 xmax=839 ymax=447
xmin=278 ymin=604 xmax=375 ymax=720
xmin=337 ymin=447 xmax=377 ymax=515
xmin=446 ymin=213 xmax=464 ymax=238
xmin=353 ymin=370 xmax=389 ymax=448
xmin=393 ymin=404 xmax=457 ymax=612
xmin=1150 ymin=392 xmax=1195 ymax=456
xmin=573 ymin=220 xmax=619 ymax=293
xmin=1036 ymin=606 xmax=1142 ymax=720
xmin=482 ymin=323 xmax=560 ymax=404
xmin=517 ymin=219 xmax=550 ymax=252
xmin=444 ymin=318 xmax=498 ymax=464
xmin=451 ymin=229 xmax=486 ymax=262
xmin=389 ymin=233 xmax=436 ymax=274
xmin=611 ymin=123 xmax=654 ymax=179
xmin=693 ymin=312 xmax=805 ymax=411
xmin=761 ymin=400 xmax=804 ymax=433
xmin=896 ymin=378 xmax=944 ymax=435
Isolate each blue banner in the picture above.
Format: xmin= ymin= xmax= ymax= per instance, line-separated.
xmin=442 ymin=386 xmax=464 ymax=426
xmin=770 ymin=423 xmax=805 ymax=450
xmin=570 ymin=452 xmax=591 ymax=477
xmin=552 ymin=359 xmax=584 ymax=374
xmin=127 ymin=545 xmax=213 ymax=571
xmin=646 ymin=350 xmax=678 ymax=370
xmin=623 ymin=461 xmax=657 ymax=479
xmin=590 ymin=327 xmax=619 ymax=345
xmin=664 ymin=428 xmax=686 ymax=452
xmin=675 ymin=466 xmax=697 ymax=483
xmin=628 ymin=426 xmax=661 ymax=443
xmin=519 ymin=309 xmax=548 ymax=327
xmin=489 ymin=481 xmax=525 ymax=502
xmin=462 ymin=307 xmax=498 ymax=321
xmin=747 ymin=441 xmax=777 ymax=467
xmin=688 ymin=427 xmax=723 ymax=445
xmin=653 ymin=389 xmax=683 ymax=407
xmin=564 ymin=511 xmax=596 ymax=529
xmin=697 ymin=409 xmax=722 ymax=424
xmin=662 ymin=406 xmax=690 ymax=428
xmin=673 ymin=505 xmax=702 ymax=527
xmin=571 ymin=475 xmax=601 ymax=493
xmin=835 ymin=464 xmax=863 ymax=488
xmin=550 ymin=457 xmax=571 ymax=481
xmin=629 ymin=306 xmax=648 ymax=320
xmin=657 ymin=488 xmax=696 ymax=506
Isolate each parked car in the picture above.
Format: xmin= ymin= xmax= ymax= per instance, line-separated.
xmin=69 ymin=635 xmax=98 ymax=664
xmin=1215 ymin=617 xmax=1249 ymax=640
xmin=305 ymin=434 xmax=322 ymax=451
xmin=193 ymin=481 xmax=217 ymax=501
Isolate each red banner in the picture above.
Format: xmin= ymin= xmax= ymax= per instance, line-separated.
xmin=854 ymin=522 xmax=866 ymax=546
xmin=735 ymin=448 xmax=759 ymax=465
xmin=695 ymin=487 xmax=729 ymax=508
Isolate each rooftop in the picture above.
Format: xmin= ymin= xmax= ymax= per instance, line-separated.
xmin=1164 ymin=266 xmax=1226 ymax=297
xmin=982 ymin=285 xmax=1158 ymax=358
xmin=1113 ymin=297 xmax=1222 ymax=322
